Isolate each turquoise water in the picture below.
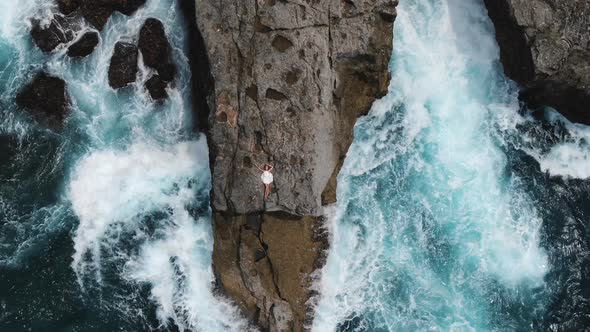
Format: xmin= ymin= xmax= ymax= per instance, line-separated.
xmin=0 ymin=0 xmax=248 ymax=330
xmin=2 ymin=0 xmax=590 ymax=331
xmin=314 ymin=0 xmax=590 ymax=331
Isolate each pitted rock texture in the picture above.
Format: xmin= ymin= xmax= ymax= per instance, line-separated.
xmin=484 ymin=0 xmax=590 ymax=124
xmin=195 ymin=0 xmax=395 ymax=217
xmin=31 ymin=14 xmax=75 ymax=53
xmin=189 ymin=0 xmax=396 ymax=330
xmin=212 ymin=213 xmax=327 ymax=332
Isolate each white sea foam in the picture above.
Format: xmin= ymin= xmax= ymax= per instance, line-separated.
xmin=69 ymin=140 xmax=207 ymax=272
xmin=69 ymin=138 xmax=250 ymax=330
xmin=313 ymin=0 xmax=549 ymax=330
xmin=528 ymin=110 xmax=590 ymax=179
xmin=125 ymin=210 xmax=251 ymax=331
xmin=60 ymin=0 xmax=249 ymax=329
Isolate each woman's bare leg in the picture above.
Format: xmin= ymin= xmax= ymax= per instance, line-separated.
xmin=265 ymin=184 xmax=270 ymax=199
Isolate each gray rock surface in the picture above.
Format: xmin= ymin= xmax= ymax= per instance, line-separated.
xmin=484 ymin=0 xmax=590 ymax=124
xmin=195 ymin=0 xmax=395 ymax=217
xmin=187 ymin=0 xmax=396 ymax=330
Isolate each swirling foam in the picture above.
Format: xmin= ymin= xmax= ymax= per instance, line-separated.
xmin=313 ymin=0 xmax=548 ymax=330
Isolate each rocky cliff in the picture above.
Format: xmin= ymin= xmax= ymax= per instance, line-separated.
xmin=183 ymin=0 xmax=396 ymax=330
xmin=484 ymin=0 xmax=590 ymax=124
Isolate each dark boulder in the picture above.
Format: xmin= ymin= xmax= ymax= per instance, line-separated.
xmin=112 ymin=0 xmax=147 ymax=15
xmin=16 ymin=72 xmax=70 ymax=128
xmin=80 ymin=1 xmax=113 ymax=30
xmin=138 ymin=18 xmax=174 ymax=80
xmin=145 ymin=75 xmax=168 ymax=101
xmin=108 ymin=41 xmax=138 ymax=89
xmin=56 ymin=0 xmax=81 ymax=15
xmin=484 ymin=0 xmax=590 ymax=125
xmin=67 ymin=31 xmax=99 ymax=57
xmin=157 ymin=63 xmax=176 ymax=82
xmin=30 ymin=15 xmax=75 ymax=52
xmin=80 ymin=0 xmax=146 ymax=30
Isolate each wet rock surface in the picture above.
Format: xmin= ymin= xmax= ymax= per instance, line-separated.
xmin=139 ymin=18 xmax=174 ymax=100
xmin=80 ymin=0 xmax=147 ymax=30
xmin=108 ymin=41 xmax=138 ymax=89
xmin=67 ymin=31 xmax=99 ymax=57
xmin=484 ymin=0 xmax=590 ymax=124
xmin=16 ymin=72 xmax=70 ymax=128
xmin=30 ymin=15 xmax=75 ymax=52
xmin=145 ymin=74 xmax=167 ymax=101
xmin=138 ymin=18 xmax=172 ymax=74
xmin=57 ymin=0 xmax=81 ymax=15
xmin=188 ymin=0 xmax=396 ymax=330
xmin=157 ymin=63 xmax=176 ymax=82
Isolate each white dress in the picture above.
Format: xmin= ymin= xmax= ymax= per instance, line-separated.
xmin=261 ymin=171 xmax=273 ymax=184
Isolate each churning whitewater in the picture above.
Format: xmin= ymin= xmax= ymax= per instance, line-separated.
xmin=2 ymin=0 xmax=590 ymax=330
xmin=314 ymin=0 xmax=590 ymax=331
xmin=0 ymin=0 xmax=248 ymax=330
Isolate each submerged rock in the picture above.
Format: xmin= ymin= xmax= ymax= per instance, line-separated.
xmin=67 ymin=31 xmax=99 ymax=57
xmin=16 ymin=72 xmax=70 ymax=128
xmin=138 ymin=18 xmax=174 ymax=80
xmin=80 ymin=0 xmax=146 ymax=30
xmin=108 ymin=41 xmax=138 ymax=89
xmin=56 ymin=0 xmax=81 ymax=15
xmin=484 ymin=0 xmax=590 ymax=124
xmin=112 ymin=0 xmax=147 ymax=16
xmin=145 ymin=74 xmax=168 ymax=101
xmin=30 ymin=15 xmax=75 ymax=52
xmin=157 ymin=63 xmax=176 ymax=82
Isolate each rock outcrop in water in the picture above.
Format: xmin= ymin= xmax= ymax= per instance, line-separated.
xmin=80 ymin=0 xmax=147 ymax=30
xmin=138 ymin=18 xmax=175 ymax=100
xmin=56 ymin=0 xmax=146 ymax=30
xmin=484 ymin=0 xmax=590 ymax=124
xmin=138 ymin=18 xmax=172 ymax=75
xmin=108 ymin=41 xmax=138 ymax=89
xmin=184 ymin=0 xmax=396 ymax=329
xmin=57 ymin=0 xmax=81 ymax=15
xmin=145 ymin=74 xmax=167 ymax=101
xmin=30 ymin=15 xmax=75 ymax=52
xmin=16 ymin=72 xmax=70 ymax=128
xmin=67 ymin=31 xmax=99 ymax=58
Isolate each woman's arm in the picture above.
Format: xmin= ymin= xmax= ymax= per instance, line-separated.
xmin=267 ymin=165 xmax=274 ymax=171
xmin=254 ymin=162 xmax=264 ymax=172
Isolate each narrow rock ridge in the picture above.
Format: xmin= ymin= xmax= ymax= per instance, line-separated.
xmin=484 ymin=0 xmax=590 ymax=124
xmin=184 ymin=0 xmax=396 ymax=330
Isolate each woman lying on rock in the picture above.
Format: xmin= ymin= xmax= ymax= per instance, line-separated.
xmin=255 ymin=163 xmax=274 ymax=200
